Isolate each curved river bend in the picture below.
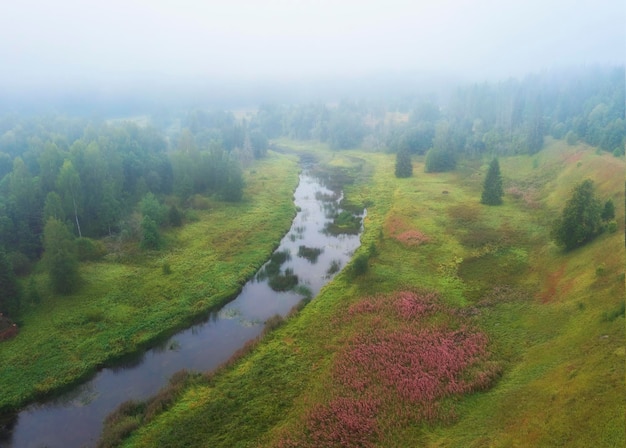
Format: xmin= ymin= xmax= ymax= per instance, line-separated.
xmin=1 ymin=170 xmax=363 ymax=448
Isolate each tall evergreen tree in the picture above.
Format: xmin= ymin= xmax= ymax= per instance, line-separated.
xmin=395 ymin=150 xmax=413 ymax=178
xmin=601 ymin=199 xmax=615 ymax=221
xmin=551 ymin=179 xmax=602 ymax=250
xmin=481 ymin=158 xmax=504 ymax=205
xmin=43 ymin=218 xmax=80 ymax=294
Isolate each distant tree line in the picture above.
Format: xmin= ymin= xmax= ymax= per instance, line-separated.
xmin=250 ymin=67 xmax=624 ymax=172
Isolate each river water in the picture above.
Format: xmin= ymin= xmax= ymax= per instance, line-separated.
xmin=0 ymin=170 xmax=363 ymax=448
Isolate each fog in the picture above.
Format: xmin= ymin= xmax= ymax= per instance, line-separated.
xmin=1 ymin=0 xmax=623 ymax=110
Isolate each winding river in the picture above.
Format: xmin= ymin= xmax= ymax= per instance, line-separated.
xmin=0 ymin=168 xmax=363 ymax=448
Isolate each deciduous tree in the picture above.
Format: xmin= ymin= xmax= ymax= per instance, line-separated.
xmin=43 ymin=218 xmax=80 ymax=294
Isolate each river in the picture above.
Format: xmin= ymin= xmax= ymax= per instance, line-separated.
xmin=0 ymin=169 xmax=363 ymax=448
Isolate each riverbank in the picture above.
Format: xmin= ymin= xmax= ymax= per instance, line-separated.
xmin=119 ymin=139 xmax=624 ymax=447
xmin=0 ymin=151 xmax=300 ymax=414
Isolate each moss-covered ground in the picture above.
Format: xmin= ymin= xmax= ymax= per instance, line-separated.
xmin=119 ymin=138 xmax=624 ymax=447
xmin=0 ymin=150 xmax=300 ymax=413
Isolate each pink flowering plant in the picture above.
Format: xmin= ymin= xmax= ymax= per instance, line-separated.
xmin=277 ymin=291 xmax=501 ymax=447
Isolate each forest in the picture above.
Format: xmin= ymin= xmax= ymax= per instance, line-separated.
xmin=0 ymin=65 xmax=624 ymax=448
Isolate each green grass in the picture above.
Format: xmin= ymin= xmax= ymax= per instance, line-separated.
xmin=118 ymin=139 xmax=622 ymax=447
xmin=0 ymin=150 xmax=300 ymax=412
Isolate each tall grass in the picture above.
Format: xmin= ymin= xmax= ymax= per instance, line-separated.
xmin=120 ymin=140 xmax=623 ymax=448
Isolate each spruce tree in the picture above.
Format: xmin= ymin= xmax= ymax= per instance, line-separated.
xmin=395 ymin=151 xmax=413 ymax=178
xmin=601 ymin=199 xmax=615 ymax=221
xmin=481 ymin=158 xmax=504 ymax=205
xmin=552 ymin=179 xmax=602 ymax=250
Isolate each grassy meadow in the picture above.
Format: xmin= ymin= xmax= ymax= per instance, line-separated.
xmin=118 ymin=138 xmax=624 ymax=447
xmin=0 ymin=150 xmax=300 ymax=412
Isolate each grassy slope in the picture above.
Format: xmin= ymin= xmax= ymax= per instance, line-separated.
xmin=0 ymin=151 xmax=299 ymax=412
xmin=123 ymin=139 xmax=624 ymax=447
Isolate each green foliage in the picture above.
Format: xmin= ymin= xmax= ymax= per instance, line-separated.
xmin=606 ymin=220 xmax=618 ymax=233
xmin=394 ymin=151 xmax=413 ymax=178
xmin=139 ymin=193 xmax=166 ymax=226
xmin=26 ymin=277 xmax=41 ymax=305
xmin=140 ymin=216 xmax=161 ymax=250
xmin=75 ymin=237 xmax=107 ymax=262
xmin=249 ymin=129 xmax=269 ymax=159
xmin=601 ymin=199 xmax=615 ymax=221
xmin=0 ymin=152 xmax=299 ymax=414
xmin=481 ymin=158 xmax=504 ymax=205
xmin=167 ymin=205 xmax=183 ymax=227
xmin=43 ymin=218 xmax=80 ymax=294
xmin=552 ymin=179 xmax=602 ymax=250
xmin=0 ymin=248 xmax=21 ymax=316
xmin=351 ymin=252 xmax=369 ymax=277
xmin=424 ymin=147 xmax=456 ymax=172
xmin=43 ymin=191 xmax=65 ymax=222
xmin=220 ymin=162 xmax=244 ymax=202
xmin=56 ymin=159 xmax=83 ymax=237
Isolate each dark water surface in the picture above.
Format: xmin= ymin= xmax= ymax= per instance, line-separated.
xmin=1 ymin=171 xmax=362 ymax=448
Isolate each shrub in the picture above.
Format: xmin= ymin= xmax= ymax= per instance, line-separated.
xmin=191 ymin=195 xmax=211 ymax=210
xmin=76 ymin=237 xmax=107 ymax=261
xmin=351 ymin=253 xmax=369 ymax=277
xmin=425 ymin=148 xmax=456 ymax=172
xmin=168 ymin=204 xmax=183 ymax=227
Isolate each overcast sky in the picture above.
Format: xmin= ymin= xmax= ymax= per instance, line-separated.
xmin=0 ymin=0 xmax=623 ymax=89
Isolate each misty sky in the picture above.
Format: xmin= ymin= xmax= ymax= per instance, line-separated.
xmin=1 ymin=0 xmax=624 ymax=89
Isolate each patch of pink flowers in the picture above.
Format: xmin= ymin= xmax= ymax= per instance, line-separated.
xmin=333 ymin=327 xmax=498 ymax=423
xmin=346 ymin=290 xmax=441 ymax=321
xmin=395 ymin=229 xmax=430 ymax=246
xmin=277 ymin=291 xmax=501 ymax=447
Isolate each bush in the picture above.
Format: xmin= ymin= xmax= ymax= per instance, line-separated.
xmin=351 ymin=253 xmax=369 ymax=277
xmin=425 ymin=148 xmax=456 ymax=172
xmin=607 ymin=220 xmax=618 ymax=233
xmin=76 ymin=237 xmax=107 ymax=261
xmin=191 ymin=195 xmax=211 ymax=210
xmin=168 ymin=204 xmax=183 ymax=227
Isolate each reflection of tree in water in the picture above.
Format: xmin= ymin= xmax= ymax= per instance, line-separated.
xmin=0 ymin=412 xmax=17 ymax=443
xmin=268 ymin=268 xmax=299 ymax=292
xmin=324 ymin=210 xmax=362 ymax=236
xmin=326 ymin=259 xmax=342 ymax=277
xmin=297 ymin=245 xmax=324 ymax=264
xmin=40 ymin=379 xmax=98 ymax=408
xmin=256 ymin=250 xmax=291 ymax=281
xmin=315 ymin=191 xmax=340 ymax=202
xmin=255 ymin=250 xmax=299 ymax=292
xmin=289 ymin=226 xmax=306 ymax=241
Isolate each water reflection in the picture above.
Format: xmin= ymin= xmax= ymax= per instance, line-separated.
xmin=2 ymin=171 xmax=362 ymax=448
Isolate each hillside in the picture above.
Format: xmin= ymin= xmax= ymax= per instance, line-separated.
xmin=113 ymin=139 xmax=624 ymax=447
